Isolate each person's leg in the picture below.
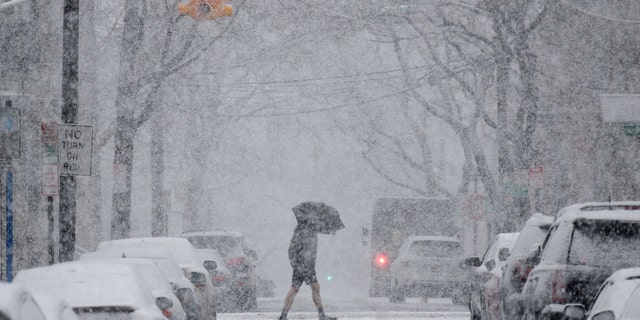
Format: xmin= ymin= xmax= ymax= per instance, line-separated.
xmin=282 ymin=284 xmax=300 ymax=313
xmin=280 ymin=268 xmax=303 ymax=320
xmin=311 ymin=282 xmax=336 ymax=320
xmin=311 ymin=282 xmax=324 ymax=311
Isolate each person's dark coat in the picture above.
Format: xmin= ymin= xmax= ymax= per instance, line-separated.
xmin=288 ymin=223 xmax=318 ymax=269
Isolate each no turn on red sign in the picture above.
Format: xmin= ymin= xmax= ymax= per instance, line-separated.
xmin=59 ymin=124 xmax=93 ymax=176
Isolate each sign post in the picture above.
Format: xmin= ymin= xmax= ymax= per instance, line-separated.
xmin=41 ymin=121 xmax=59 ymax=265
xmin=0 ymin=99 xmax=19 ymax=281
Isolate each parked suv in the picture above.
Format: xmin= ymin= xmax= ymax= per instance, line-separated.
xmin=181 ymin=229 xmax=258 ymax=312
xmin=388 ymin=235 xmax=466 ymax=303
xmin=500 ymin=213 xmax=553 ymax=320
xmin=521 ymin=202 xmax=640 ymax=320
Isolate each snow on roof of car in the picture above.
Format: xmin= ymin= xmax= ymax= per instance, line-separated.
xmin=14 ymin=262 xmax=155 ymax=309
xmin=181 ymin=228 xmax=244 ymax=238
xmin=607 ymin=267 xmax=640 ymax=282
xmin=405 ymin=235 xmax=461 ymax=243
xmin=554 ymin=201 xmax=640 ymax=223
xmin=80 ymin=245 xmax=184 ymax=283
xmin=524 ymin=212 xmax=554 ymax=227
xmin=97 ymin=237 xmax=199 ymax=267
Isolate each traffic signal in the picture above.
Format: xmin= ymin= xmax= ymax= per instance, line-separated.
xmin=178 ymin=0 xmax=232 ymax=20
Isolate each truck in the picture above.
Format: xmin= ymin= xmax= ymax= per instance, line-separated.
xmin=369 ymin=197 xmax=458 ymax=297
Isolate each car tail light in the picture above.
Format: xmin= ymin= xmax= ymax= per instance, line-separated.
xmin=374 ymin=252 xmax=389 ymax=268
xmin=551 ymin=270 xmax=566 ymax=303
xmin=162 ymin=309 xmax=172 ymax=318
xmin=227 ymin=256 xmax=246 ymax=266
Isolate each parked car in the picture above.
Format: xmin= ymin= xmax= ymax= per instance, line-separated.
xmin=464 ymin=232 xmax=519 ymax=320
xmin=14 ymin=262 xmax=170 ymax=320
xmin=500 ymin=213 xmax=554 ymax=320
xmin=195 ymin=249 xmax=233 ymax=312
xmin=0 ymin=282 xmax=47 ymax=320
xmin=181 ymin=229 xmax=258 ymax=311
xmin=97 ymin=237 xmax=217 ymax=319
xmin=73 ymin=258 xmax=187 ymax=320
xmin=521 ymin=201 xmax=640 ymax=320
xmin=562 ymin=267 xmax=640 ymax=320
xmin=388 ymin=235 xmax=466 ymax=303
xmin=79 ymin=245 xmax=200 ymax=320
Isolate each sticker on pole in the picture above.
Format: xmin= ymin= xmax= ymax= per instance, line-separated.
xmin=59 ymin=124 xmax=93 ymax=176
xmin=42 ymin=164 xmax=60 ymax=196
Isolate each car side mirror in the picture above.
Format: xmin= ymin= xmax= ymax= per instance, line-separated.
xmin=499 ymin=248 xmax=510 ymax=261
xmin=248 ymin=249 xmax=258 ymax=261
xmin=156 ymin=296 xmax=173 ymax=310
xmin=190 ymin=272 xmax=206 ymax=287
xmin=463 ymin=256 xmax=482 ymax=268
xmin=203 ymin=260 xmax=217 ymax=272
xmin=563 ymin=304 xmax=585 ymax=320
xmin=485 ymin=259 xmax=496 ymax=271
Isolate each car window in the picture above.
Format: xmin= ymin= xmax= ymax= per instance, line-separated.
xmin=540 ymin=224 xmax=572 ymax=263
xmin=408 ymin=241 xmax=461 ymax=258
xmin=569 ymin=221 xmax=640 ymax=267
xmin=481 ymin=239 xmax=498 ymax=263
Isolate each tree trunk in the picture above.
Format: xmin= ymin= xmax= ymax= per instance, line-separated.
xmin=151 ymin=113 xmax=166 ymax=236
xmin=110 ymin=0 xmax=144 ymax=239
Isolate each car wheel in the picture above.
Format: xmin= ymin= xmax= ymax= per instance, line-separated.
xmin=388 ymin=283 xmax=406 ymax=303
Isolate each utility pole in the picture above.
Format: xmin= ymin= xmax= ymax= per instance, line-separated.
xmin=60 ymin=0 xmax=79 ymax=262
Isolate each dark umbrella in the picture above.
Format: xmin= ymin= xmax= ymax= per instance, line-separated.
xmin=292 ymin=201 xmax=345 ymax=234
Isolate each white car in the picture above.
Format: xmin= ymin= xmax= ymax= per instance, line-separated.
xmin=73 ymin=259 xmax=187 ymax=320
xmin=388 ymin=235 xmax=466 ymax=303
xmin=563 ymin=267 xmax=640 ymax=320
xmin=13 ymin=262 xmax=169 ymax=320
xmin=80 ymin=246 xmax=200 ymax=320
xmin=97 ymin=237 xmax=216 ymax=319
xmin=0 ymin=282 xmax=47 ymax=320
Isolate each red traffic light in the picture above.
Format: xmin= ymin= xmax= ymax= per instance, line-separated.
xmin=178 ymin=0 xmax=232 ymax=20
xmin=374 ymin=252 xmax=389 ymax=268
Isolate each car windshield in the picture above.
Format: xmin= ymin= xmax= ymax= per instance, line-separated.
xmin=569 ymin=221 xmax=640 ymax=267
xmin=408 ymin=240 xmax=461 ymax=258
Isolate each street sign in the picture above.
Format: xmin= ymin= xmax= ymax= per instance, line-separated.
xmin=528 ymin=166 xmax=544 ymax=189
xmin=0 ymin=107 xmax=21 ymax=159
xmin=41 ymin=122 xmax=59 ymax=164
xmin=42 ymin=164 xmax=59 ymax=196
xmin=59 ymin=124 xmax=93 ymax=176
